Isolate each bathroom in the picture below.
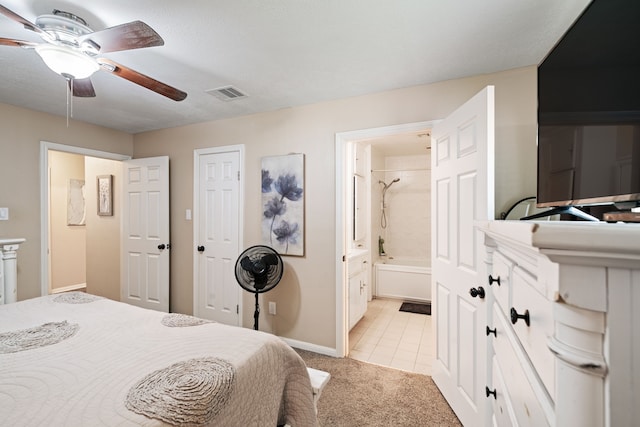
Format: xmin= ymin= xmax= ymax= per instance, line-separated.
xmin=371 ymin=135 xmax=431 ymax=304
xmin=347 ymin=129 xmax=433 ymax=373
xmin=355 ymin=130 xmax=432 ymax=305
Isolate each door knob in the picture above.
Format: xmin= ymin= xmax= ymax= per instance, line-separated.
xmin=158 ymin=243 xmax=168 ymax=250
xmin=197 ymin=245 xmax=205 ymax=252
xmin=469 ymin=286 xmax=485 ymax=298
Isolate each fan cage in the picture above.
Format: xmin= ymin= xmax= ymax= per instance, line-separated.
xmin=234 ymin=245 xmax=283 ymax=294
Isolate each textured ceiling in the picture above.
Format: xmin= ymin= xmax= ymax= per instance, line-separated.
xmin=0 ymin=0 xmax=591 ymax=134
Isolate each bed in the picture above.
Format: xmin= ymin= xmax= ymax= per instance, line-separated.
xmin=0 ymin=293 xmax=318 ymax=426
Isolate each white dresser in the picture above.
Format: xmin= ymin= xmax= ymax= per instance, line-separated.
xmin=0 ymin=238 xmax=25 ymax=304
xmin=479 ymin=221 xmax=639 ymax=427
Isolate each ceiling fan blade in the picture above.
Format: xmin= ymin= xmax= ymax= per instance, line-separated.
xmin=97 ymin=58 xmax=187 ymax=101
xmin=79 ymin=21 xmax=163 ymax=53
xmin=0 ymin=37 xmax=37 ymax=48
xmin=0 ymin=5 xmax=43 ymax=34
xmin=69 ymin=78 xmax=96 ymax=97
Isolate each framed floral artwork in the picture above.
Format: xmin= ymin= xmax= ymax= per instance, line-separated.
xmin=261 ymin=154 xmax=304 ymax=256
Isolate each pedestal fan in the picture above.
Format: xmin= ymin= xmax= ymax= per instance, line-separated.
xmin=234 ymin=245 xmax=284 ymax=330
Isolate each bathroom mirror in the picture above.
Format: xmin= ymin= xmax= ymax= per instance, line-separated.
xmin=353 ymin=175 xmax=366 ymax=241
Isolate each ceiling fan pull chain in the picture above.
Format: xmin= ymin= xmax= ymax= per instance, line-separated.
xmin=70 ymin=79 xmax=73 ymax=119
xmin=66 ymin=78 xmax=70 ymax=127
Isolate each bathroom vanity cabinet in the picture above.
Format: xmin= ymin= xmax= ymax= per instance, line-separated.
xmin=479 ymin=221 xmax=640 ymax=427
xmin=348 ymin=250 xmax=369 ymax=330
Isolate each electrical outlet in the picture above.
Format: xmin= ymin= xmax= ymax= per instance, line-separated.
xmin=268 ymin=301 xmax=276 ymax=315
xmin=0 ymin=207 xmax=8 ymax=220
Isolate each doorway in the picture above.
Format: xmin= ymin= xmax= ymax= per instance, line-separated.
xmin=40 ymin=141 xmax=130 ymax=298
xmin=334 ymin=121 xmax=436 ymax=358
xmin=351 ymin=133 xmax=433 ymax=374
xmin=48 ymin=150 xmax=88 ymax=294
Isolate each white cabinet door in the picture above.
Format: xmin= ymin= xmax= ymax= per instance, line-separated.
xmin=349 ymin=273 xmax=361 ymax=330
xmin=359 ymin=268 xmax=368 ymax=318
xmin=348 ymin=255 xmax=368 ymax=330
xmin=431 ymin=86 xmax=495 ymax=425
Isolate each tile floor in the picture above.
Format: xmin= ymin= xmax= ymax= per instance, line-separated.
xmin=348 ymin=297 xmax=434 ymax=375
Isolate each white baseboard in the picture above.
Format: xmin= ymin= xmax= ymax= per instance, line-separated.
xmin=281 ymin=337 xmax=339 ymax=357
xmin=51 ymin=283 xmax=87 ymax=294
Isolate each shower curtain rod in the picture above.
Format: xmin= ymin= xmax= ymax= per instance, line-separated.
xmin=371 ymin=168 xmax=430 ymax=172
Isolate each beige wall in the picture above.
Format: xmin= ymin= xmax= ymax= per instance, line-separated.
xmin=133 ymin=66 xmax=538 ymax=349
xmin=85 ymin=157 xmax=123 ymax=301
xmin=49 ymin=151 xmax=86 ymax=291
xmin=0 ymin=67 xmax=537 ymax=349
xmin=0 ymin=103 xmax=133 ymax=301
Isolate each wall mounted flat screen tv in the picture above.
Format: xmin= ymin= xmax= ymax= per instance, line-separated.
xmin=537 ymin=0 xmax=640 ymax=214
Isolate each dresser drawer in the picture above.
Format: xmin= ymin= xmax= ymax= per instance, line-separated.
xmin=491 ymin=356 xmax=517 ymax=427
xmin=491 ymin=250 xmax=512 ymax=314
xmin=510 ymin=266 xmax=555 ymax=398
xmin=493 ymin=307 xmax=550 ymax=427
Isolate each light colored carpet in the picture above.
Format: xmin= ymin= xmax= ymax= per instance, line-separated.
xmin=296 ymin=349 xmax=462 ymax=427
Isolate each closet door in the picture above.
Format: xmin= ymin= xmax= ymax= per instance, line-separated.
xmin=431 ymin=86 xmax=495 ymax=426
xmin=193 ymin=147 xmax=242 ymax=326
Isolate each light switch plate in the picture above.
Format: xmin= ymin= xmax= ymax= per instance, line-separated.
xmin=0 ymin=207 xmax=8 ymax=220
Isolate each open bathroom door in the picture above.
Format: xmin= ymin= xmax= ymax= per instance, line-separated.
xmin=431 ymin=86 xmax=494 ymax=426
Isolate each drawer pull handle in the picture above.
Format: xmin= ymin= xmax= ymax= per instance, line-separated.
xmin=485 ymin=386 xmax=497 ymax=399
xmin=486 ymin=326 xmax=497 ymax=337
xmin=488 ymin=275 xmax=501 ymax=286
xmin=510 ymin=307 xmax=530 ymax=327
xmin=469 ymin=286 xmax=485 ymax=299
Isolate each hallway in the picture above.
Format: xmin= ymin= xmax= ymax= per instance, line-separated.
xmin=348 ymin=298 xmax=434 ymax=375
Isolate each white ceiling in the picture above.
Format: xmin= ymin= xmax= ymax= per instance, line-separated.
xmin=0 ymin=0 xmax=591 ymax=134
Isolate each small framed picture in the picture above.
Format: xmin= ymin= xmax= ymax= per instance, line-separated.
xmin=97 ymin=175 xmax=113 ymax=216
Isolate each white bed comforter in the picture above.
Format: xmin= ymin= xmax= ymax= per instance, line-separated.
xmin=0 ymin=294 xmax=318 ymax=427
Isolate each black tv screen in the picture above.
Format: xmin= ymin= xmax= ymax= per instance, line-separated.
xmin=537 ymin=0 xmax=640 ymax=208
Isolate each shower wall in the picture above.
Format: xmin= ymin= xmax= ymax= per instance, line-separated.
xmin=377 ymin=153 xmax=430 ymax=261
xmin=370 ymin=147 xmax=384 ymax=259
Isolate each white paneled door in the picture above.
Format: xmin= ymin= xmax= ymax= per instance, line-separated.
xmin=431 ymin=86 xmax=495 ymax=425
xmin=121 ymin=156 xmax=170 ymax=312
xmin=194 ymin=148 xmax=242 ymax=325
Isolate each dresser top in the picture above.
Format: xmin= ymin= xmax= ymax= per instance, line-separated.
xmin=0 ymin=238 xmax=25 ymax=246
xmin=479 ymin=220 xmax=640 ymax=259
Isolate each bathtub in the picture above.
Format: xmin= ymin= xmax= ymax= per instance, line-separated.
xmin=374 ymin=257 xmax=431 ymax=302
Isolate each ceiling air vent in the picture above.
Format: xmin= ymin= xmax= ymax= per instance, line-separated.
xmin=206 ymin=86 xmax=248 ymax=101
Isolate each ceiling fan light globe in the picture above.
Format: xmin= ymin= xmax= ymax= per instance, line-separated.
xmin=35 ymin=44 xmax=99 ymax=79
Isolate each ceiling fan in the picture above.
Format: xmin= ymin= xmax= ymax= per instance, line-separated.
xmin=0 ymin=5 xmax=187 ymax=101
